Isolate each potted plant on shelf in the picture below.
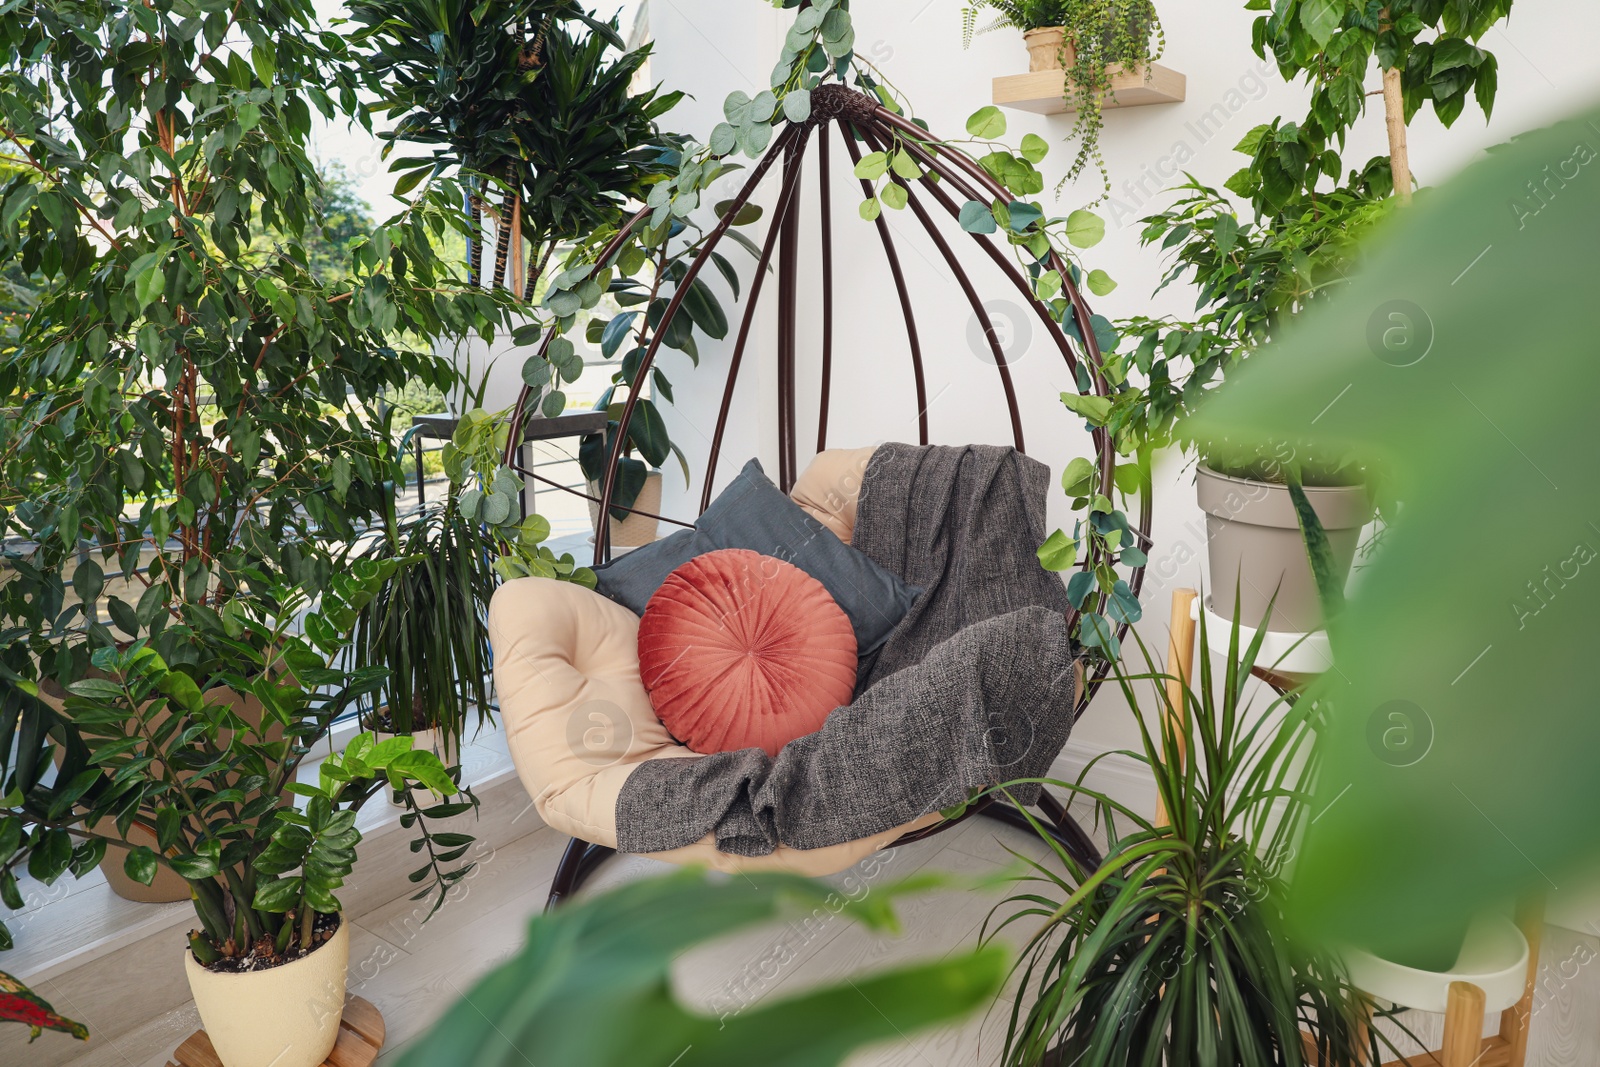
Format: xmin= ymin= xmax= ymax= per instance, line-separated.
xmin=7 ymin=571 xmax=472 ymax=1067
xmin=962 ymin=0 xmax=1165 ymax=194
xmin=990 ymin=612 xmax=1384 ymax=1065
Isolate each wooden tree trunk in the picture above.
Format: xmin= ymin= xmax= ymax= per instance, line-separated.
xmin=509 ymin=195 xmax=524 ymax=300
xmin=467 ymin=197 xmax=483 ymax=288
xmin=492 ymin=190 xmax=517 ymax=290
xmin=1383 ymin=62 xmax=1412 ymax=203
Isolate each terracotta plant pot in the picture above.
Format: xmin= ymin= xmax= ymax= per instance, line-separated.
xmin=185 ymin=914 xmax=350 ymax=1067
xmin=586 ymin=469 xmax=663 ymax=548
xmin=1023 ymin=26 xmax=1076 ymax=72
xmin=1197 ymin=465 xmax=1372 ymax=634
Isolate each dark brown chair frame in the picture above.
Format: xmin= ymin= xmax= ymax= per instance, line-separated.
xmin=503 ymin=85 xmax=1152 ymax=908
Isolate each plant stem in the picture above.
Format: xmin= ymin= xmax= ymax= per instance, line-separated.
xmin=1383 ymin=66 xmax=1412 ymax=203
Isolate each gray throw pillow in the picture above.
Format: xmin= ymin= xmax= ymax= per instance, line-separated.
xmin=593 ymin=459 xmax=920 ymax=654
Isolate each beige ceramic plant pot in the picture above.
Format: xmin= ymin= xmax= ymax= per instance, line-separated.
xmin=185 ymin=914 xmax=350 ymax=1067
xmin=1023 ymin=26 xmax=1076 ymax=71
xmin=1197 ymin=465 xmax=1372 ymax=634
xmin=587 ymin=469 xmax=663 ymax=548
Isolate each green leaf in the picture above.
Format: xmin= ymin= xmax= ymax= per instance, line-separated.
xmin=853 ymin=152 xmax=889 ymax=180
xmin=890 ymin=150 xmax=922 ymax=181
xmin=879 ymin=183 xmax=908 ymax=211
xmin=958 ymin=201 xmax=996 ymax=234
xmin=782 ymin=88 xmax=812 ymax=123
xmin=392 ymin=870 xmax=1004 ymax=1067
xmin=1037 ymin=529 xmax=1079 ymax=572
xmin=965 ymin=105 xmax=1006 ymax=139
xmin=681 ymin=279 xmax=729 ymax=340
xmin=1299 ymin=0 xmax=1343 ymax=47
xmin=859 ymin=196 xmax=882 ymax=222
xmin=1065 ymin=209 xmax=1105 ymax=249
xmin=1087 ymin=269 xmax=1118 ymax=296
xmin=1019 ymin=133 xmax=1049 ymax=164
xmin=253 ymin=875 xmax=304 ymax=913
xmin=1061 ymin=456 xmax=1097 ymax=498
xmin=124 ymin=846 xmax=159 ymax=887
xmin=1060 ymin=392 xmax=1113 ymax=426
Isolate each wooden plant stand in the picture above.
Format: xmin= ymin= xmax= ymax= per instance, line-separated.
xmin=166 ymin=996 xmax=385 ymax=1067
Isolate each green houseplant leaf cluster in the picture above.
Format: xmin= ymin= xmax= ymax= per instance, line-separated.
xmin=395 ymin=867 xmax=1009 ymax=1067
xmin=1189 ymin=97 xmax=1600 ymax=971
xmin=3 ymin=564 xmax=475 ymax=963
xmin=1106 ymin=0 xmax=1515 ymax=479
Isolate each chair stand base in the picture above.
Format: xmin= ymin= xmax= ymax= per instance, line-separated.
xmin=541 ymin=791 xmax=1104 ymax=910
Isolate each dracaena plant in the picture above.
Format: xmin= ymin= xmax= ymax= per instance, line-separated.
xmin=0 ymin=564 xmax=477 ymax=965
xmin=989 ymin=611 xmax=1388 ymax=1066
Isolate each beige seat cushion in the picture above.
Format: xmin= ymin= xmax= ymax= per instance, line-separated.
xmin=788 ymin=445 xmax=878 ymax=543
xmin=489 ymin=569 xmax=937 ymax=877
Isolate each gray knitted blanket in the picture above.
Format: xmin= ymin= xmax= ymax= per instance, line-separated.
xmin=614 ymin=443 xmax=1079 ymax=857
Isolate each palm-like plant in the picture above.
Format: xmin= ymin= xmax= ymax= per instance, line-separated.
xmin=351 ymin=496 xmax=499 ymax=759
xmin=509 ymin=18 xmax=682 ymax=297
xmin=349 ymin=0 xmax=619 ymax=289
xmin=990 ymin=611 xmax=1378 ymax=1066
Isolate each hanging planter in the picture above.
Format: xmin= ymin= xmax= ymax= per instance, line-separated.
xmin=1197 ymin=465 xmax=1372 ymax=634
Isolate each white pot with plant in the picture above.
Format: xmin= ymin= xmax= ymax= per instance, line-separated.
xmin=7 ymin=573 xmax=471 ymax=1067
xmin=1196 ymin=453 xmax=1372 ymax=633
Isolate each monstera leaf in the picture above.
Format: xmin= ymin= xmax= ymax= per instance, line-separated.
xmin=395 ymin=869 xmax=1007 ymax=1067
xmin=1191 ymin=99 xmax=1600 ymax=965
xmin=0 ymin=969 xmax=88 ymax=1043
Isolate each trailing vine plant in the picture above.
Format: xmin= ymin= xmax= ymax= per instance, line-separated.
xmin=962 ymin=0 xmax=1165 ymax=198
xmin=533 ymin=0 xmax=1142 ymax=662
xmin=1094 ymin=0 xmax=1516 ymax=473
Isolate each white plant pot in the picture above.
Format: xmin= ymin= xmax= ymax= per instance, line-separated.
xmin=185 ymin=914 xmax=350 ymax=1067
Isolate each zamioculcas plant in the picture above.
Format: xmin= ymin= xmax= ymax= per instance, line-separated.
xmin=990 ymin=611 xmax=1382 ymax=1065
xmin=7 ymin=565 xmax=474 ymax=970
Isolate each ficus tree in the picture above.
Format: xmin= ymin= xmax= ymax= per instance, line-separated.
xmin=1096 ymin=0 xmax=1516 ymax=468
xmin=0 ymin=0 xmax=514 ymax=954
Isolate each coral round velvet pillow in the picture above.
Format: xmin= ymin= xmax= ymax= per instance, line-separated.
xmin=637 ymin=548 xmax=858 ymax=757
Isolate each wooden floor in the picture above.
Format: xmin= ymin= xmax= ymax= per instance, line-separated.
xmin=12 ymin=740 xmax=1600 ymax=1066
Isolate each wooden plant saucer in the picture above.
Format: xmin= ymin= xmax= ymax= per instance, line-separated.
xmin=166 ymin=996 xmax=385 ymax=1067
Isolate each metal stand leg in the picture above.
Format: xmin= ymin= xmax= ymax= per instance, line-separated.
xmin=977 ymin=792 xmax=1103 ymax=873
xmin=544 ymin=836 xmax=616 ymax=911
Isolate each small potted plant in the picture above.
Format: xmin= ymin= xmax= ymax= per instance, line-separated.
xmin=963 ymin=0 xmax=1165 ymax=194
xmin=3 ymin=569 xmax=473 ymax=1067
xmin=352 ymin=495 xmax=499 ymax=778
xmin=1196 ymin=447 xmax=1373 ymax=633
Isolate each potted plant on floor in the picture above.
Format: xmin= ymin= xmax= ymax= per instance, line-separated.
xmin=962 ymin=0 xmax=1165 ymax=194
xmin=6 ymin=568 xmax=473 ymax=1067
xmin=990 ymin=612 xmax=1382 ymax=1065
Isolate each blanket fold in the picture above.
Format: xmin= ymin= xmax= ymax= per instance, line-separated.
xmin=615 ymin=443 xmax=1078 ymax=857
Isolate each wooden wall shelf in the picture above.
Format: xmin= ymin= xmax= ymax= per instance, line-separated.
xmin=993 ymin=63 xmax=1186 ymax=115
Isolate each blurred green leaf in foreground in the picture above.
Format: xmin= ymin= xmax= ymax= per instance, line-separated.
xmin=1192 ymin=98 xmax=1600 ymax=965
xmin=395 ymin=868 xmax=1008 ymax=1066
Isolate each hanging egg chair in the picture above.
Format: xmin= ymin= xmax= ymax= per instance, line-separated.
xmin=494 ymin=83 xmax=1152 ymax=906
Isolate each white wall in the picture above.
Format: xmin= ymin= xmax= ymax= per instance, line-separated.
xmin=641 ymin=0 xmax=1600 ymax=759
